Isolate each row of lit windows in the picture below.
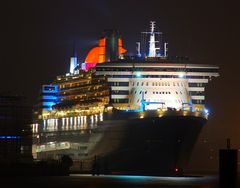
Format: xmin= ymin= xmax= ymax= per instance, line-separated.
xmin=189 ymin=91 xmax=205 ymax=96
xmin=133 ymin=98 xmax=185 ymax=103
xmin=132 ymin=82 xmax=185 ymax=87
xmin=96 ymin=67 xmax=218 ymax=73
xmin=43 ymin=86 xmax=57 ymax=91
xmin=108 ymin=82 xmax=129 ymax=86
xmin=107 ymin=75 xmax=209 ymax=79
xmin=111 ymin=99 xmax=129 ymax=103
xmin=58 ymin=77 xmax=105 ymax=90
xmin=192 ymin=99 xmax=205 ymax=104
xmin=111 ymin=90 xmax=129 ymax=95
xmin=188 ymin=83 xmax=205 ymax=87
xmin=131 ymin=90 xmax=185 ymax=95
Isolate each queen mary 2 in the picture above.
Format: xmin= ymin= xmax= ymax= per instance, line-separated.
xmin=32 ymin=22 xmax=219 ymax=175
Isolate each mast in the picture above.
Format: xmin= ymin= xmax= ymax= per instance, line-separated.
xmin=142 ymin=21 xmax=162 ymax=58
xmin=69 ymin=42 xmax=78 ymax=74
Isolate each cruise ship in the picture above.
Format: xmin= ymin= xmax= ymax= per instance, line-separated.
xmin=32 ymin=22 xmax=219 ymax=175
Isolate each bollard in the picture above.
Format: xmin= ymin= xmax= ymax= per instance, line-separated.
xmin=219 ymin=139 xmax=238 ymax=188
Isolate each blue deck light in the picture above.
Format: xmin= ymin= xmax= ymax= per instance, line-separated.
xmin=204 ymin=108 xmax=209 ymax=114
xmin=136 ymin=72 xmax=141 ymax=78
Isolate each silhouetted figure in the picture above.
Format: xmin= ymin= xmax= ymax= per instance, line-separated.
xmin=60 ymin=155 xmax=73 ymax=175
xmin=92 ymin=155 xmax=101 ymax=176
xmin=92 ymin=155 xmax=97 ymax=176
xmin=103 ymin=158 xmax=110 ymax=175
xmin=80 ymin=160 xmax=83 ymax=172
xmin=96 ymin=157 xmax=101 ymax=176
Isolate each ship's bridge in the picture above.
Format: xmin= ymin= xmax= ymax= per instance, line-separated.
xmin=129 ymin=77 xmax=190 ymax=110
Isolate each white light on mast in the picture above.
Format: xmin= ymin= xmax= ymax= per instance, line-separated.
xmin=142 ymin=21 xmax=162 ymax=58
xmin=70 ymin=57 xmax=77 ymax=74
xmin=148 ymin=21 xmax=157 ymax=57
xmin=136 ymin=42 xmax=141 ymax=57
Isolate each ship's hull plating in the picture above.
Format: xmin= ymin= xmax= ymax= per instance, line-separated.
xmin=35 ymin=111 xmax=207 ymax=175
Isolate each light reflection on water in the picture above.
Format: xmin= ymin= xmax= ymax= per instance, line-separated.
xmin=70 ymin=174 xmax=218 ymax=187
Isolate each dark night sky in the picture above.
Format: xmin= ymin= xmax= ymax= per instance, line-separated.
xmin=1 ymin=0 xmax=240 ymax=170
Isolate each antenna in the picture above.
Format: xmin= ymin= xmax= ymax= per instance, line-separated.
xmin=227 ymin=138 xmax=231 ymax=149
xmin=150 ymin=21 xmax=155 ymax=33
xmin=69 ymin=41 xmax=78 ymax=74
xmin=164 ymin=42 xmax=168 ymax=57
xmin=136 ymin=42 xmax=141 ymax=57
xmin=141 ymin=21 xmax=162 ymax=58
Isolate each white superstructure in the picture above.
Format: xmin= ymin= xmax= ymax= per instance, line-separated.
xmin=95 ymin=21 xmax=219 ymax=112
xmin=96 ymin=62 xmax=219 ymax=111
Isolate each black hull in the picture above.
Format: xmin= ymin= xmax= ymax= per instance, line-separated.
xmin=35 ymin=111 xmax=207 ymax=175
xmin=96 ymin=115 xmax=206 ymax=175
